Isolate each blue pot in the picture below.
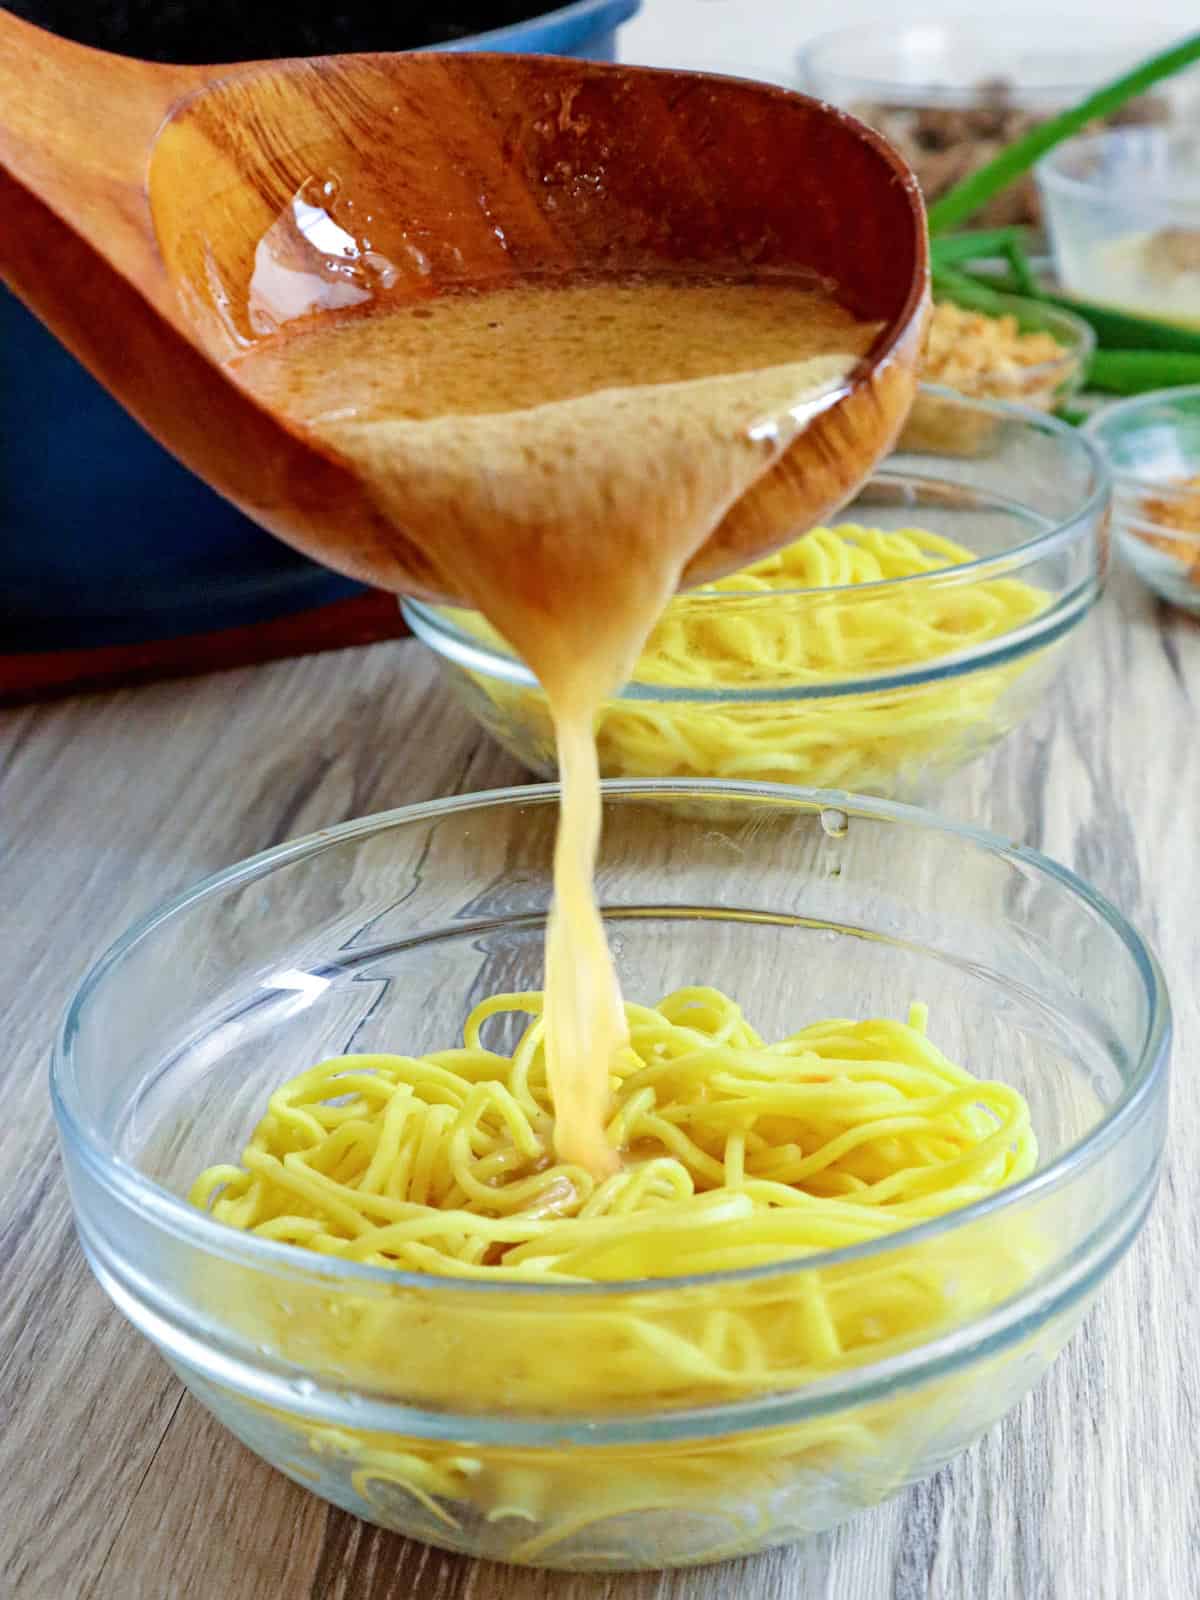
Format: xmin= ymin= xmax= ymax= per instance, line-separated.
xmin=2 ymin=0 xmax=640 ymax=651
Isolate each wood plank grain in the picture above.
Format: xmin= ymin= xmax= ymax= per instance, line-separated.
xmin=0 ymin=646 xmax=521 ymax=1600
xmin=1 ymin=573 xmax=1196 ymax=1600
xmin=88 ymin=1395 xmax=330 ymax=1600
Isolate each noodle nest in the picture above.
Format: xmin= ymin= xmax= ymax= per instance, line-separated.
xmin=192 ymin=988 xmax=1043 ymax=1562
xmin=447 ymin=523 xmax=1051 ymax=794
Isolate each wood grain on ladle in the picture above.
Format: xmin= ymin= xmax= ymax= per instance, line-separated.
xmin=0 ymin=13 xmax=928 ymax=603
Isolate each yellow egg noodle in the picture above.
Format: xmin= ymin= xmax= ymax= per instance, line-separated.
xmin=454 ymin=524 xmax=1051 ymax=793
xmin=192 ymin=986 xmax=1040 ymax=1561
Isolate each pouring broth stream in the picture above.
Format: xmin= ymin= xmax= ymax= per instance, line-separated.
xmin=233 ymin=268 xmax=878 ymax=1173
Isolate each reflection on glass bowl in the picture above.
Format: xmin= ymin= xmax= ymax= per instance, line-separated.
xmin=53 ymin=784 xmax=1169 ymax=1569
xmin=1085 ymin=383 xmax=1200 ymax=614
xmin=1039 ymin=129 xmax=1200 ymax=332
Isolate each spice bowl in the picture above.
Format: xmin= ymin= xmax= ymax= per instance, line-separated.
xmin=52 ymin=783 xmax=1169 ymax=1569
xmin=1038 ymin=128 xmax=1200 ymax=331
xmin=904 ymin=294 xmax=1093 ymax=454
xmin=1085 ymin=385 xmax=1200 ymax=613
xmin=405 ymin=390 xmax=1109 ymax=801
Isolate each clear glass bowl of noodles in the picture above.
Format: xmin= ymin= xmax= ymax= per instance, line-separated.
xmin=402 ymin=388 xmax=1109 ymax=802
xmin=53 ymin=783 xmax=1168 ymax=1572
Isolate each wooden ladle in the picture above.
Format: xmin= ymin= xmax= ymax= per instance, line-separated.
xmin=0 ymin=12 xmax=929 ymax=603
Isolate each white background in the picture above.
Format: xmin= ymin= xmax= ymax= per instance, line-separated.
xmin=621 ymin=2 xmax=1199 ymax=84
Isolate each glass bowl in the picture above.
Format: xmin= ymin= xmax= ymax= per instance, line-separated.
xmin=1084 ymin=384 xmax=1200 ymax=614
xmin=1038 ymin=128 xmax=1200 ymax=330
xmin=918 ymin=291 xmax=1094 ymax=414
xmin=52 ymin=783 xmax=1169 ymax=1572
xmin=404 ymin=389 xmax=1109 ymax=801
xmin=798 ymin=22 xmax=1183 ymax=229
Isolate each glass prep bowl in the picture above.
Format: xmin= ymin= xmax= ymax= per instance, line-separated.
xmin=917 ymin=292 xmax=1094 ymax=416
xmin=403 ymin=389 xmax=1110 ymax=802
xmin=1085 ymin=384 xmax=1200 ymax=615
xmin=52 ymin=783 xmax=1169 ymax=1571
xmin=1038 ymin=129 xmax=1200 ymax=331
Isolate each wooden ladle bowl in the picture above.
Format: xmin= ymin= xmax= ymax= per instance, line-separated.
xmin=0 ymin=12 xmax=929 ymax=602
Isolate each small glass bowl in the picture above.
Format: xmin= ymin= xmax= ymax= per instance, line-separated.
xmin=911 ymin=293 xmax=1093 ymax=429
xmin=52 ymin=783 xmax=1170 ymax=1570
xmin=404 ymin=389 xmax=1109 ymax=801
xmin=1085 ymin=384 xmax=1200 ymax=614
xmin=798 ymin=22 xmax=1183 ymax=229
xmin=1038 ymin=128 xmax=1200 ymax=331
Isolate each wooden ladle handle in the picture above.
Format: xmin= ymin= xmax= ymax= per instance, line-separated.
xmin=0 ymin=11 xmax=204 ymax=314
xmin=0 ymin=13 xmax=425 ymax=594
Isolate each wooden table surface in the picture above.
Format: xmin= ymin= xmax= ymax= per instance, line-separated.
xmin=2 ymin=567 xmax=1197 ymax=1600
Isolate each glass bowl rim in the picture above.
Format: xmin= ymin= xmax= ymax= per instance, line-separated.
xmin=403 ymin=585 xmax=1096 ymax=701
xmin=1116 ymin=517 xmax=1200 ymax=551
xmin=1088 ymin=387 xmax=1200 ymax=553
xmin=53 ymin=779 xmax=1170 ymax=1305
xmin=1118 ymin=530 xmax=1200 ymax=568
xmin=1085 ymin=383 xmax=1200 ymax=502
xmin=1036 ymin=126 xmax=1200 ymax=210
xmin=404 ymin=389 xmax=1109 ymax=702
xmin=798 ymin=19 xmax=1179 ymax=108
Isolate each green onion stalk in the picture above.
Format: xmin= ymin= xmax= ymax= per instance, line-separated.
xmin=924 ymin=33 xmax=1200 ymax=397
